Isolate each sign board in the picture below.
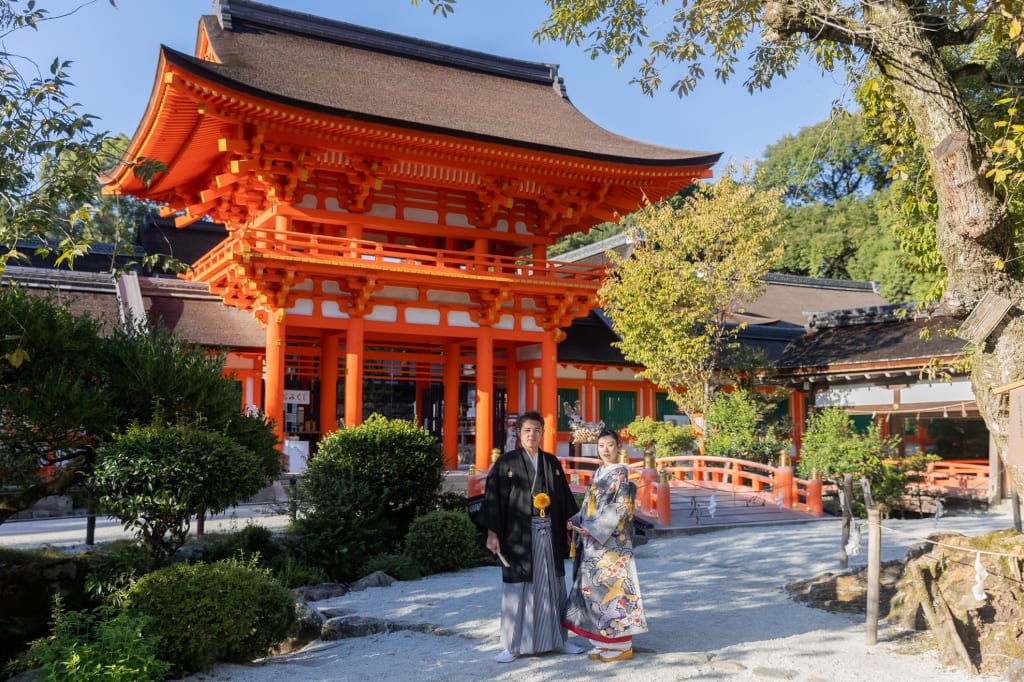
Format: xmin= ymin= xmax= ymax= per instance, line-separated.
xmin=957 ymin=290 xmax=1013 ymax=343
xmin=283 ymin=390 xmax=310 ymax=405
xmin=1009 ymin=388 xmax=1024 ymax=469
xmin=283 ymin=439 xmax=309 ymax=473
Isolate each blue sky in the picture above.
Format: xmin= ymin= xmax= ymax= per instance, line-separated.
xmin=5 ymin=0 xmax=851 ymax=174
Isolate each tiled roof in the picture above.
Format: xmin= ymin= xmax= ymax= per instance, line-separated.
xmin=556 ymin=235 xmax=889 ymax=329
xmin=557 ymin=309 xmax=803 ymax=367
xmin=2 ymin=266 xmax=124 ymax=334
xmin=192 ymin=0 xmax=719 ymax=165
xmin=1 ymin=265 xmax=264 ymax=351
xmin=139 ymin=277 xmax=265 ymax=350
xmin=777 ymin=310 xmax=965 ymax=370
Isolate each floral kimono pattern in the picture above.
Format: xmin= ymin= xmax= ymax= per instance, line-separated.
xmin=563 ymin=463 xmax=648 ymax=641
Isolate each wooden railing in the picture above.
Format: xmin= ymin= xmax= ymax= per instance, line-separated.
xmin=189 ymin=226 xmax=605 ymax=289
xmin=623 ymin=456 xmax=823 ymax=522
xmin=905 ymin=458 xmax=990 ymax=498
xmin=466 ymin=456 xmax=991 ymax=525
xmin=467 ymin=454 xmax=825 ymax=525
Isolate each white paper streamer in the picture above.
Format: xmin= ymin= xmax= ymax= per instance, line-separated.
xmin=775 ymin=491 xmax=784 ymax=508
xmin=707 ymin=494 xmax=717 ymax=518
xmin=933 ymin=499 xmax=944 ymax=525
xmin=973 ymin=552 xmax=988 ymax=601
xmin=844 ymin=522 xmax=862 ymax=557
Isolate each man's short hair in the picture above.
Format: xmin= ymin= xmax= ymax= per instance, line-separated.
xmin=518 ymin=410 xmax=544 ymax=429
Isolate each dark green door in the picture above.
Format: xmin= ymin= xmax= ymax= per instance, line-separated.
xmin=599 ymin=390 xmax=637 ymax=433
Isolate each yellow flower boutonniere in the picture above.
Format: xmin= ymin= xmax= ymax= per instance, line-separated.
xmin=533 ymin=492 xmax=551 ymax=518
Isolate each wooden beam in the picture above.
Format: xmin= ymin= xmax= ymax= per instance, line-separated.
xmin=185 ymin=196 xmax=220 ymax=219
xmin=218 ymin=138 xmax=249 ymax=153
xmin=215 ymin=172 xmax=240 ymax=188
xmin=230 ymin=158 xmax=260 ymax=174
xmin=200 ymin=184 xmax=235 ymax=204
xmin=174 ymin=213 xmax=203 ymax=228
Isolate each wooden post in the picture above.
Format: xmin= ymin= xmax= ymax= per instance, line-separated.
xmin=860 ymin=476 xmax=874 ymax=510
xmin=841 ymin=473 xmax=853 ymax=569
xmin=657 ymin=481 xmax=671 ymax=526
xmin=86 ymin=492 xmax=96 ymax=546
xmin=1013 ymin=486 xmax=1022 ymax=532
xmin=866 ymin=506 xmax=881 ymax=645
xmin=640 ymin=468 xmax=658 ymax=513
xmin=475 ymin=325 xmax=494 ymax=472
xmin=806 ymin=478 xmax=823 ymax=516
xmin=775 ymin=465 xmax=794 ymax=508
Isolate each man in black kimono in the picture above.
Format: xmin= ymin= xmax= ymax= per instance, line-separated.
xmin=483 ymin=410 xmax=584 ymax=662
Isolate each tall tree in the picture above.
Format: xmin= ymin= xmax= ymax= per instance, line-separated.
xmin=755 ymin=113 xmax=890 ymax=206
xmin=39 ymin=133 xmax=158 ymax=245
xmin=598 ymin=169 xmax=784 ymax=416
xmin=0 ymin=1 xmax=160 ymax=271
xmin=0 ymin=1 xmax=110 ymax=268
xmin=0 ymin=288 xmax=279 ymax=524
xmin=421 ymin=0 xmax=1024 ymax=492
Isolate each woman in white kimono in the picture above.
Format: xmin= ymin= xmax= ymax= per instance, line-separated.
xmin=563 ymin=428 xmax=648 ymax=662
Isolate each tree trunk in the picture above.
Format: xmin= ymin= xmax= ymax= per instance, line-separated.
xmin=861 ymin=1 xmax=1024 ymax=495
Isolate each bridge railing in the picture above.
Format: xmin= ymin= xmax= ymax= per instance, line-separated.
xmin=903 ymin=458 xmax=990 ymax=498
xmin=469 ymin=455 xmax=989 ymax=526
xmin=553 ymin=454 xmax=824 ymax=525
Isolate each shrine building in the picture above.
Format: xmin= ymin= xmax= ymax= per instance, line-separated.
xmin=102 ymin=0 xmax=720 ymax=469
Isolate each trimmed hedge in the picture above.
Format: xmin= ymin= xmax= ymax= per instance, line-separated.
xmin=121 ymin=558 xmax=295 ymax=676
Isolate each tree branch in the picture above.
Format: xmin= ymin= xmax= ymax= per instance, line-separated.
xmin=922 ymin=11 xmax=988 ymax=48
xmin=950 ymin=62 xmax=1024 ymax=90
xmin=762 ymin=0 xmax=870 ymax=50
xmin=0 ymin=467 xmax=85 ymax=524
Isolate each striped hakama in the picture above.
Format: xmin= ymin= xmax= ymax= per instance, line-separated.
xmin=499 ymin=516 xmax=568 ymax=655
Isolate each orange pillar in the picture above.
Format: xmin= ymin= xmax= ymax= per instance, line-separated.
xmin=776 ymin=465 xmax=794 ymax=508
xmin=806 ymin=478 xmax=823 ymax=516
xmin=475 ymin=325 xmax=495 ymax=472
xmin=541 ymin=330 xmax=558 ymax=454
xmin=414 ymin=377 xmax=428 ymax=427
xmin=265 ymin=309 xmax=285 ymax=448
xmin=443 ymin=342 xmax=460 ymax=469
xmin=790 ymin=391 xmax=806 ymax=457
xmin=344 ymin=317 xmax=365 ymax=427
xmin=320 ymin=332 xmax=340 ymax=435
xmin=657 ymin=481 xmax=672 ymax=526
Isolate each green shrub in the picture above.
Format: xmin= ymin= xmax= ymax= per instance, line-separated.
xmin=798 ymin=406 xmax=936 ymax=515
xmin=195 ymin=524 xmax=281 ymax=564
xmin=309 ymin=414 xmax=444 ymax=540
xmin=84 ymin=541 xmax=153 ymax=607
xmin=95 ymin=422 xmax=278 ymax=566
xmin=122 ymin=557 xmax=295 ymax=677
xmin=625 ymin=417 xmax=696 ymax=458
xmin=15 ymin=597 xmax=170 ymax=682
xmin=704 ymin=388 xmax=791 ymax=464
xmin=293 ymin=476 xmax=394 ymax=581
xmin=404 ymin=510 xmax=478 ymax=575
xmin=267 ymin=555 xmax=327 ymax=589
xmin=361 ymin=553 xmax=422 ymax=581
xmin=426 ymin=491 xmax=471 ymax=512
xmin=0 ymin=550 xmax=93 ymax=666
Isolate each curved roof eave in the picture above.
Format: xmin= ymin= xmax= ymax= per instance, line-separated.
xmin=157 ymin=45 xmax=721 ymax=170
xmin=155 ymin=40 xmax=724 ymax=171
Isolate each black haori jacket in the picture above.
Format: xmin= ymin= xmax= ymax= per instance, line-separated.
xmin=483 ymin=447 xmax=579 ymax=583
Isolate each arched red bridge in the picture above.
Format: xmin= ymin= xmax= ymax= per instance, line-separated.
xmin=466 ymin=455 xmax=991 ymax=535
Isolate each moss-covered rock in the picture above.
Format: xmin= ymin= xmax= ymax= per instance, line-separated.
xmin=887 ymin=529 xmax=1024 ymax=676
